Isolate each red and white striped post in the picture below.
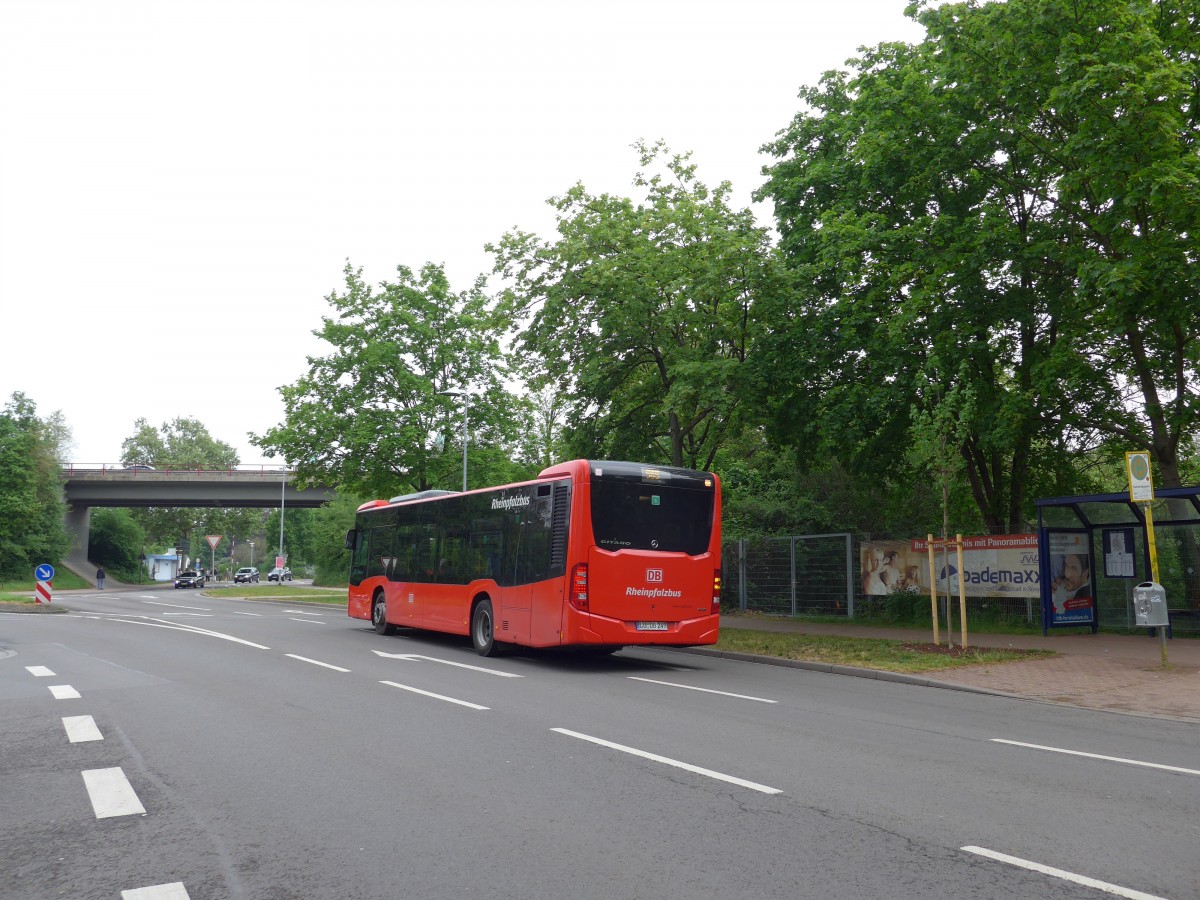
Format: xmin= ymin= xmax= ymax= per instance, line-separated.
xmin=35 ymin=579 xmax=52 ymax=604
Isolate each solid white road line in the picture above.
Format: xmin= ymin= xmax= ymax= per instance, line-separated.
xmin=627 ymin=676 xmax=778 ymax=703
xmin=234 ymin=611 xmax=262 ymax=616
xmin=25 ymin=665 xmax=55 ymax=677
xmin=122 ymin=883 xmax=191 ymax=900
xmin=62 ymin=715 xmax=103 ymax=742
xmin=286 ymin=654 xmax=350 ymax=672
xmin=961 ymin=846 xmax=1168 ymax=900
xmin=289 ymin=617 xmax=326 ymax=625
xmin=143 ymin=600 xmax=211 ymax=611
xmin=82 ymin=767 xmax=146 ymax=818
xmin=49 ymin=685 xmax=81 ymax=699
xmin=551 ymin=728 xmax=783 ymax=795
xmin=992 ymin=739 xmax=1200 ymax=777
xmin=106 ymin=617 xmax=270 ymax=650
xmin=162 ymin=613 xmax=214 ymax=617
xmin=380 ymin=680 xmax=489 ymax=710
xmin=283 ymin=609 xmax=324 ymax=616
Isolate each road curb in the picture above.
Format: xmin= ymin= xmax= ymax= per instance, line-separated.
xmin=669 ymin=646 xmax=1012 ymax=698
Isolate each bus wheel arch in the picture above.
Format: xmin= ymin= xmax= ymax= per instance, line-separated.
xmin=372 ymin=590 xmax=397 ymax=636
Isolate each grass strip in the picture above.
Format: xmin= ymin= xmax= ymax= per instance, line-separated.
xmin=203 ymin=585 xmax=347 ymax=604
xmin=716 ymin=627 xmax=1053 ymax=674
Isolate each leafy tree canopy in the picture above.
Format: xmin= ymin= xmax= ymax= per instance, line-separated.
xmin=0 ymin=392 xmax=70 ymax=578
xmin=757 ymin=0 xmax=1199 ymax=531
xmin=252 ymin=261 xmax=536 ymax=499
xmin=490 ymin=140 xmax=786 ymax=471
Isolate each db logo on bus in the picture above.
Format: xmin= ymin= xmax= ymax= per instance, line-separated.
xmin=646 ymin=569 xmax=664 ymax=583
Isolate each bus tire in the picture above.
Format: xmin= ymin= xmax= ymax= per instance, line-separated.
xmin=373 ymin=593 xmax=396 ymax=636
xmin=471 ymin=598 xmax=498 ymax=656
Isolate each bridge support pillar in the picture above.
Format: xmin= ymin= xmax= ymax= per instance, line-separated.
xmin=65 ymin=504 xmax=91 ymax=562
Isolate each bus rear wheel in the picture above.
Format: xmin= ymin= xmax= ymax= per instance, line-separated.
xmin=471 ymin=599 xmax=499 ymax=656
xmin=373 ymin=594 xmax=396 ymax=636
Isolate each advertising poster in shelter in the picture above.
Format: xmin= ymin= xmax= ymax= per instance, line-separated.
xmin=861 ymin=535 xmax=1040 ymax=598
xmin=1046 ymin=532 xmax=1095 ymax=625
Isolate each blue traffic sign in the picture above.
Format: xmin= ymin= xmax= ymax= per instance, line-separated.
xmin=35 ymin=563 xmax=55 ymax=581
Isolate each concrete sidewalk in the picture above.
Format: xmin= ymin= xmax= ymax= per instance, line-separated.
xmin=718 ymin=615 xmax=1200 ymax=724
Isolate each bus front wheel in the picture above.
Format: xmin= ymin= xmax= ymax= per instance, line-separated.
xmin=472 ymin=599 xmax=498 ymax=656
xmin=373 ymin=594 xmax=396 ymax=636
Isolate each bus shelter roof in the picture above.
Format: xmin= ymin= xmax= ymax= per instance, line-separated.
xmin=1035 ymin=485 xmax=1200 ymax=530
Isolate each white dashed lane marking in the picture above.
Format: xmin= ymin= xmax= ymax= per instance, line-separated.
xmin=122 ymin=883 xmax=191 ymax=900
xmin=627 ymin=676 xmax=778 ymax=703
xmin=82 ymin=767 xmax=146 ymax=818
xmin=551 ymin=728 xmax=783 ymax=795
xmin=49 ymin=685 xmax=81 ymax=699
xmin=26 ymin=665 xmax=56 ymax=677
xmin=63 ymin=715 xmax=104 ymax=742
xmin=286 ymin=654 xmax=350 ymax=672
xmin=961 ymin=846 xmax=1167 ymax=900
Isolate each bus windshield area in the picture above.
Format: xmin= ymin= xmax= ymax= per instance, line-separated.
xmin=590 ymin=475 xmax=714 ymax=555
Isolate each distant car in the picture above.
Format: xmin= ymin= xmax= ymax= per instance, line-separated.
xmin=234 ymin=567 xmax=260 ymax=583
xmin=125 ymin=463 xmax=154 ymax=471
xmin=174 ymin=570 xmax=204 ymax=589
xmin=267 ymin=567 xmax=292 ymax=582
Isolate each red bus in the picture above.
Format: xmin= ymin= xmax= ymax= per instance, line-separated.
xmin=345 ymin=459 xmax=721 ymax=655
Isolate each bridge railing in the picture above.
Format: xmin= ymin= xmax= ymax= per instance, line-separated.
xmin=63 ymin=463 xmax=296 ymax=477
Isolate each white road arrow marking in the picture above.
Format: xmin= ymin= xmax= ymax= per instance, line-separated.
xmin=372 ymin=650 xmax=522 ymax=677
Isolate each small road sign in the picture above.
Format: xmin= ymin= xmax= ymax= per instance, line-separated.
xmin=205 ymin=535 xmax=221 ymax=549
xmin=35 ymin=563 xmax=55 ymax=581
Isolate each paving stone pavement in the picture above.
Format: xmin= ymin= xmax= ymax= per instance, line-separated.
xmin=720 ymin=615 xmax=1200 ymax=724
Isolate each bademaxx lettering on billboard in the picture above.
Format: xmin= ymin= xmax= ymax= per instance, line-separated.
xmin=861 ymin=535 xmax=1040 ymax=598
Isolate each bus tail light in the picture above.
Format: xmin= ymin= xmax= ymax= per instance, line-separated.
xmin=712 ymin=570 xmax=722 ymax=615
xmin=570 ymin=563 xmax=589 ymax=613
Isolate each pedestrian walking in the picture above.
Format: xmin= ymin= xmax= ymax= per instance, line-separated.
xmin=96 ymin=566 xmax=105 ymax=590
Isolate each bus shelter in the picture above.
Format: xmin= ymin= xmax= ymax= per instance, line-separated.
xmin=1036 ymin=486 xmax=1200 ymax=635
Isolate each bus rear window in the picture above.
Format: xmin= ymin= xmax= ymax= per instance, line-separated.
xmin=590 ymin=476 xmax=714 ymax=555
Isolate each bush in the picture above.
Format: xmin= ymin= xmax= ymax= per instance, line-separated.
xmin=882 ymin=589 xmax=932 ymax=625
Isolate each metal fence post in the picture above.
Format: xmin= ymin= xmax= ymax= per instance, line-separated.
xmin=846 ymin=534 xmax=855 ymax=618
xmin=738 ymin=539 xmax=748 ymax=612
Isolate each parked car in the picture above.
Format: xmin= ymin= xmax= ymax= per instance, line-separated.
xmin=267 ymin=567 xmax=292 ymax=582
xmin=174 ymin=570 xmax=204 ymax=589
xmin=234 ymin=567 xmax=260 ymax=583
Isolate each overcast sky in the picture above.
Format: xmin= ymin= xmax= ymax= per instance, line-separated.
xmin=0 ymin=1 xmax=923 ymax=466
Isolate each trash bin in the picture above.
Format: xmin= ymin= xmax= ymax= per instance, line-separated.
xmin=1133 ymin=581 xmax=1169 ymax=627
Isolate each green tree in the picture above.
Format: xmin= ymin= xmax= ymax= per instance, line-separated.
xmin=252 ymin=261 xmax=530 ymax=499
xmin=758 ymin=0 xmax=1198 ymax=531
xmin=911 ymin=0 xmax=1200 ymax=490
xmin=491 ymin=141 xmax=784 ymax=471
xmin=309 ymin=493 xmax=362 ymax=586
xmin=0 ymin=392 xmax=70 ymax=579
xmin=89 ymin=508 xmax=146 ymax=578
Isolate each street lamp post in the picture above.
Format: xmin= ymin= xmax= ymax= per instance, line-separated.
xmin=249 ymin=541 xmax=255 ymax=569
xmin=279 ymin=473 xmax=286 ymax=569
xmin=438 ymin=389 xmax=469 ymax=491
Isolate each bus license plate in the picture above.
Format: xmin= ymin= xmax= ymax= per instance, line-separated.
xmin=636 ymin=622 xmax=669 ymax=632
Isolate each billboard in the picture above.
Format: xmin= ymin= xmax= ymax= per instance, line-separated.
xmin=1046 ymin=531 xmax=1095 ymax=625
xmin=861 ymin=534 xmax=1040 ymax=598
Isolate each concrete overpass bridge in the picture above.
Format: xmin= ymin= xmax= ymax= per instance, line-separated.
xmin=61 ymin=464 xmax=337 ymax=566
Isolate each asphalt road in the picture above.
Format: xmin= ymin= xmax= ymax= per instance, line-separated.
xmin=2 ymin=588 xmax=1197 ymax=899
